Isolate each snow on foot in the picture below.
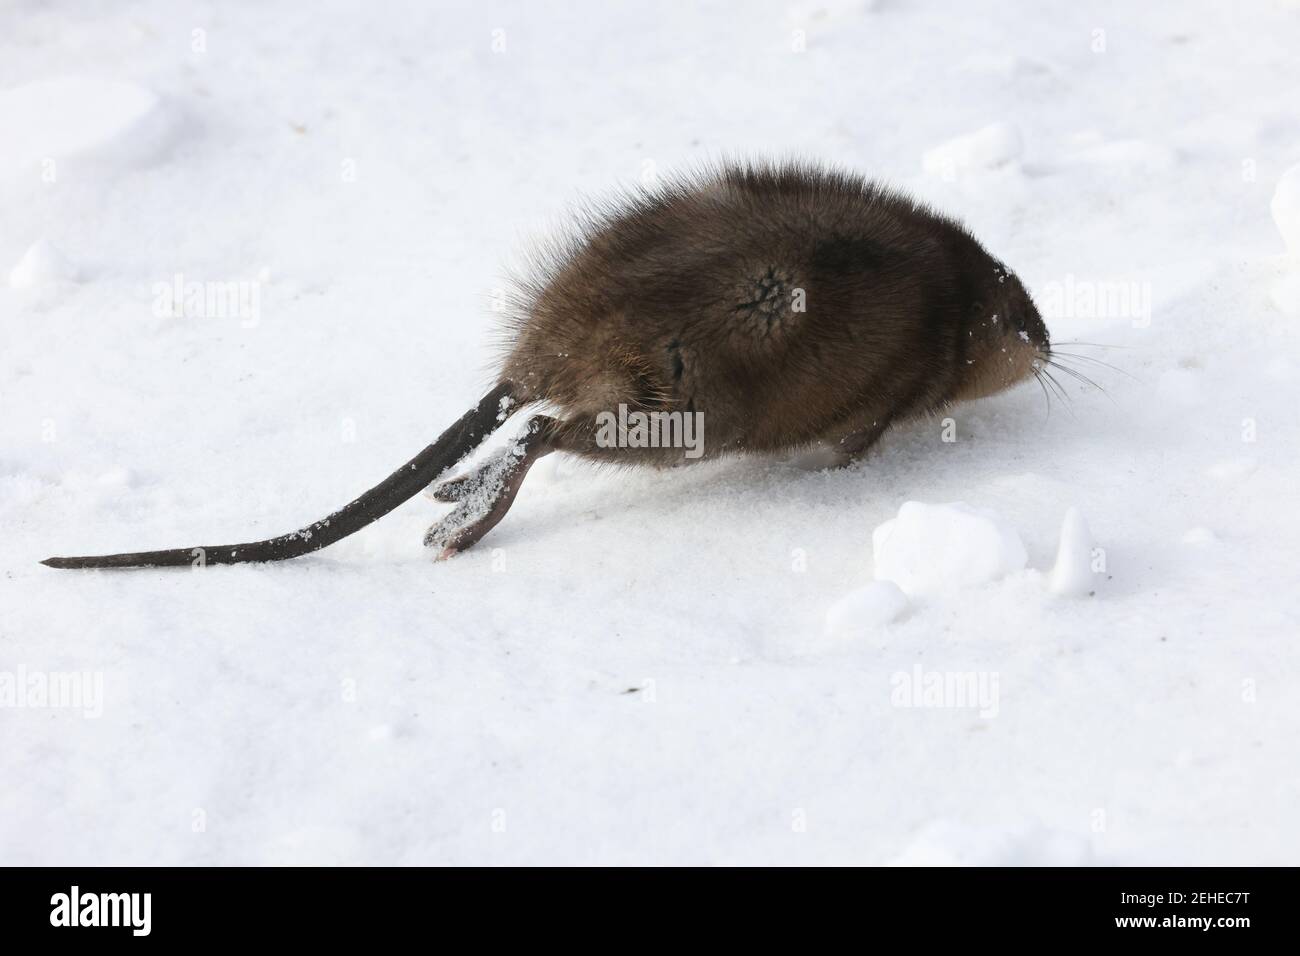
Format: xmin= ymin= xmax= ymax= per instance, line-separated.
xmin=423 ymin=442 xmax=527 ymax=557
xmin=426 ymin=471 xmax=474 ymax=503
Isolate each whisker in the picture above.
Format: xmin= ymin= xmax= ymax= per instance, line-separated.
xmin=1031 ymin=366 xmax=1052 ymax=420
xmin=1048 ymin=360 xmax=1104 ymax=391
xmin=1050 ymin=351 xmax=1137 ymax=380
xmin=1039 ymin=368 xmax=1076 ymax=417
xmin=1049 ymin=361 xmax=1121 ymax=406
xmin=1045 ymin=375 xmax=1068 ymax=405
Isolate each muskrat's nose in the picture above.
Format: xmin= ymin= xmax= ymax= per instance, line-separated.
xmin=1019 ymin=298 xmax=1050 ymax=351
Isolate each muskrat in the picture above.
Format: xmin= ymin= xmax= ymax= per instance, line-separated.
xmin=42 ymin=160 xmax=1051 ymax=569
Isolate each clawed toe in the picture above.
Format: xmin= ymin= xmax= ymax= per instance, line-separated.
xmin=427 ymin=474 xmax=471 ymax=502
xmin=423 ymin=502 xmax=506 ymax=558
xmin=423 ymin=451 xmax=525 ymax=556
xmin=422 ymin=420 xmax=555 ymax=560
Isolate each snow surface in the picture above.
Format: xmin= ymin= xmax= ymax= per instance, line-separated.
xmin=2 ymin=1 xmax=1300 ymax=865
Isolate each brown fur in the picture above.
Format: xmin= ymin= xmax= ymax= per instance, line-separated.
xmin=498 ymin=160 xmax=1048 ymax=461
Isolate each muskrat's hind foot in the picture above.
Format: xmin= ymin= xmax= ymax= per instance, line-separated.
xmin=427 ymin=472 xmax=475 ymax=503
xmin=425 ymin=416 xmax=556 ymax=559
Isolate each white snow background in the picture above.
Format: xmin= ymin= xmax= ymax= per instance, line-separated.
xmin=2 ymin=0 xmax=1299 ymax=865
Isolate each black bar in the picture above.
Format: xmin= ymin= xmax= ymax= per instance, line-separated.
xmin=0 ymin=867 xmax=1287 ymax=944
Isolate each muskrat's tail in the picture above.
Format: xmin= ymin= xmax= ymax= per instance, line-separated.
xmin=41 ymin=382 xmax=517 ymax=570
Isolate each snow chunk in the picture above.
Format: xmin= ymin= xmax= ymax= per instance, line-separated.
xmin=922 ymin=123 xmax=1022 ymax=177
xmin=8 ymin=239 xmax=79 ymax=289
xmin=872 ymin=501 xmax=1027 ymax=597
xmin=887 ymin=820 xmax=1092 ymax=866
xmin=1049 ymin=507 xmax=1093 ymax=597
xmin=1271 ymin=162 xmax=1300 ymax=258
xmin=1182 ymin=526 xmax=1219 ymax=545
xmin=1270 ymin=272 xmax=1300 ymax=316
xmin=824 ymin=581 xmax=909 ymax=637
xmin=0 ymin=76 xmax=176 ymax=180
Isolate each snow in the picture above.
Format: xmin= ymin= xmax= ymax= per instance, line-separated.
xmin=1181 ymin=526 xmax=1219 ymax=546
xmin=1272 ymin=272 xmax=1300 ymax=316
xmin=1271 ymin=163 xmax=1300 ymax=258
xmin=872 ymin=501 xmax=1028 ymax=597
xmin=1048 ymin=507 xmax=1093 ymax=598
xmin=8 ymin=238 xmax=80 ymax=289
xmin=921 ymin=122 xmax=1023 ymax=178
xmin=824 ymin=581 xmax=909 ymax=638
xmin=0 ymin=76 xmax=176 ymax=181
xmin=887 ymin=819 xmax=1093 ymax=867
xmin=3 ymin=1 xmax=1300 ymax=865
